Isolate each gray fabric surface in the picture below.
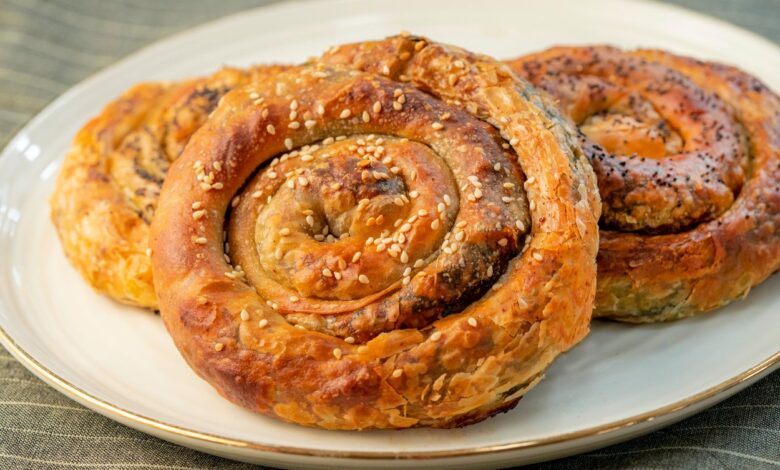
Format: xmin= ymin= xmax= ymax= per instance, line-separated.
xmin=1 ymin=0 xmax=778 ymax=468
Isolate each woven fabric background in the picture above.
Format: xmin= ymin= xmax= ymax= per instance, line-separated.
xmin=1 ymin=0 xmax=779 ymax=468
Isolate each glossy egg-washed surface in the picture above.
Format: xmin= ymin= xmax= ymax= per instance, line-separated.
xmin=509 ymin=47 xmax=780 ymax=321
xmin=150 ymin=35 xmax=601 ymax=429
xmin=49 ymin=65 xmax=287 ymax=309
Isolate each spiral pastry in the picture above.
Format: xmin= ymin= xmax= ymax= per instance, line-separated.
xmin=508 ymin=46 xmax=780 ymax=321
xmin=50 ymin=65 xmax=287 ymax=308
xmin=150 ymin=35 xmax=600 ymax=429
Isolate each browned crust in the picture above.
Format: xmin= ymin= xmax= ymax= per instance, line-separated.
xmin=150 ymin=35 xmax=600 ymax=430
xmin=49 ymin=65 xmax=287 ymax=308
xmin=508 ymin=47 xmax=780 ymax=321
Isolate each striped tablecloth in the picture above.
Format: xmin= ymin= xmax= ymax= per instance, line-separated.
xmin=1 ymin=1 xmax=779 ymax=468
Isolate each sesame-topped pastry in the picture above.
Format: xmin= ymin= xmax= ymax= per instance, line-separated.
xmin=50 ymin=65 xmax=287 ymax=309
xmin=508 ymin=46 xmax=780 ymax=321
xmin=150 ymin=35 xmax=601 ymax=429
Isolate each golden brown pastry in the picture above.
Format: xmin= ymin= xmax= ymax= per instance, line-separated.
xmin=508 ymin=47 xmax=780 ymax=321
xmin=150 ymin=35 xmax=600 ymax=429
xmin=50 ymin=65 xmax=287 ymax=308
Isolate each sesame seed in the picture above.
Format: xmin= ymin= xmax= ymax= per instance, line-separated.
xmin=431 ymin=219 xmax=440 ymax=229
xmin=358 ymin=274 xmax=370 ymax=284
xmin=487 ymin=265 xmax=494 ymax=277
xmin=214 ymin=342 xmax=224 ymax=352
xmin=430 ymin=331 xmax=442 ymax=341
xmin=533 ymin=252 xmax=543 ymax=261
xmin=288 ymin=121 xmax=301 ymax=129
xmin=305 ymin=120 xmax=316 ymax=129
xmin=334 ymin=271 xmax=342 ymax=280
xmin=414 ymin=259 xmax=424 ymax=268
xmin=474 ymin=189 xmax=483 ymax=199
xmin=231 ymin=196 xmax=240 ymax=208
xmin=194 ymin=237 xmax=207 ymax=245
xmin=393 ymin=101 xmax=403 ymax=111
xmin=322 ymin=268 xmax=333 ymax=278
xmin=498 ymin=238 xmax=508 ymax=247
xmin=402 ymin=276 xmax=410 ymax=285
xmin=382 ymin=65 xmax=390 ymax=75
xmin=467 ymin=317 xmax=478 ymax=327
xmin=266 ymin=124 xmax=276 ymax=135
xmin=432 ymin=122 xmax=444 ymax=130
xmin=494 ymin=163 xmax=502 ymax=171
xmin=252 ymin=190 xmax=262 ymax=199
xmin=298 ymin=176 xmax=309 ymax=186
xmin=443 ymin=195 xmax=452 ymax=205
xmin=279 ymin=228 xmax=291 ymax=236
xmin=345 ymin=336 xmax=355 ymax=344
xmin=516 ymin=220 xmax=525 ymax=230
xmin=362 ymin=111 xmax=370 ymax=123
xmin=392 ymin=369 xmax=403 ymax=378
xmin=376 ymin=215 xmax=385 ymax=225
xmin=192 ymin=201 xmax=202 ymax=210
xmin=317 ymin=104 xmax=325 ymax=115
xmin=284 ymin=138 xmax=293 ymax=150
xmin=529 ymin=200 xmax=536 ymax=210
xmin=409 ymin=190 xmax=419 ymax=199
xmin=352 ymin=251 xmax=362 ymax=262
xmin=192 ymin=210 xmax=206 ymax=220
xmin=258 ymin=319 xmax=269 ymax=328
xmin=376 ymin=243 xmax=386 ymax=252
xmin=240 ymin=310 xmax=250 ymax=321
xmin=333 ymin=348 xmax=343 ymax=359
xmin=400 ymin=251 xmax=409 ymax=263
xmin=509 ymin=138 xmax=519 ymax=145
xmin=306 ymin=215 xmax=315 ymax=226
xmin=373 ymin=101 xmax=382 ymax=113
xmin=339 ymin=109 xmax=351 ymax=119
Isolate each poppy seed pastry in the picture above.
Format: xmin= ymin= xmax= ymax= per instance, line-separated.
xmin=509 ymin=46 xmax=780 ymax=321
xmin=150 ymin=35 xmax=600 ymax=429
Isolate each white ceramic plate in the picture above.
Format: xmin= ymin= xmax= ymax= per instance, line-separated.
xmin=1 ymin=0 xmax=779 ymax=468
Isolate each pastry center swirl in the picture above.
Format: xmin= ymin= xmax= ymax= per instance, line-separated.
xmin=228 ymin=130 xmax=530 ymax=341
xmin=249 ymin=135 xmax=458 ymax=300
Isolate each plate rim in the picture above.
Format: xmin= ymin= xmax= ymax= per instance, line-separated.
xmin=1 ymin=0 xmax=780 ymax=462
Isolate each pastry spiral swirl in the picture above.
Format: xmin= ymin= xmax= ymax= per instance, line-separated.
xmin=509 ymin=47 xmax=780 ymax=321
xmin=150 ymin=36 xmax=600 ymax=429
xmin=50 ymin=65 xmax=286 ymax=308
